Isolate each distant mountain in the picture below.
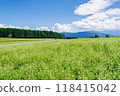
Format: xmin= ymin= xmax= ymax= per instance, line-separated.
xmin=102 ymin=31 xmax=120 ymax=36
xmin=61 ymin=31 xmax=114 ymax=38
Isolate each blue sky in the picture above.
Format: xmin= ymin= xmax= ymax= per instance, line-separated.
xmin=0 ymin=0 xmax=86 ymax=28
xmin=0 ymin=0 xmax=120 ymax=32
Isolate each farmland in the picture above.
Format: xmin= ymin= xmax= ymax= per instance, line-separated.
xmin=0 ymin=38 xmax=120 ymax=80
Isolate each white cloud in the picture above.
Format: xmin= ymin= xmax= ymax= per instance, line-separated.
xmin=53 ymin=23 xmax=74 ymax=32
xmin=71 ymin=8 xmax=120 ymax=31
xmin=72 ymin=18 xmax=120 ymax=31
xmin=87 ymin=8 xmax=120 ymax=20
xmin=24 ymin=26 xmax=30 ymax=29
xmin=53 ymin=0 xmax=120 ymax=32
xmin=74 ymin=0 xmax=113 ymax=16
xmin=7 ymin=25 xmax=22 ymax=29
xmin=0 ymin=24 xmax=5 ymax=28
xmin=36 ymin=26 xmax=50 ymax=31
xmin=0 ymin=24 xmax=17 ymax=28
xmin=0 ymin=24 xmax=30 ymax=29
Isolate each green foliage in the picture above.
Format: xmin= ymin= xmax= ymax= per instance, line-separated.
xmin=66 ymin=37 xmax=78 ymax=39
xmin=106 ymin=34 xmax=110 ymax=38
xmin=0 ymin=38 xmax=120 ymax=80
xmin=8 ymin=34 xmax=12 ymax=38
xmin=95 ymin=34 xmax=99 ymax=38
xmin=0 ymin=28 xmax=66 ymax=39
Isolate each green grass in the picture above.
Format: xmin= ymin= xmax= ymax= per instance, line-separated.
xmin=0 ymin=38 xmax=54 ymax=45
xmin=0 ymin=38 xmax=120 ymax=80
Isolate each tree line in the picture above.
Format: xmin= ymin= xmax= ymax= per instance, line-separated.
xmin=90 ymin=34 xmax=110 ymax=38
xmin=0 ymin=28 xmax=66 ymax=39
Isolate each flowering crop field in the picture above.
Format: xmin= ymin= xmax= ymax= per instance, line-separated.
xmin=0 ymin=38 xmax=120 ymax=80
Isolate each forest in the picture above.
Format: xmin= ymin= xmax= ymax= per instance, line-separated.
xmin=0 ymin=28 xmax=66 ymax=39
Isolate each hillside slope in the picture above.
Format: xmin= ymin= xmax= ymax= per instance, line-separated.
xmin=62 ymin=31 xmax=114 ymax=38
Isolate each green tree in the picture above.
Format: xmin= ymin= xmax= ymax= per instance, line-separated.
xmin=0 ymin=28 xmax=66 ymax=39
xmin=95 ymin=34 xmax=99 ymax=38
xmin=106 ymin=34 xmax=109 ymax=38
xmin=8 ymin=34 xmax=12 ymax=38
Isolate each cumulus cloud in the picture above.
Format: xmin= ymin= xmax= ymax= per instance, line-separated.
xmin=7 ymin=25 xmax=22 ymax=29
xmin=36 ymin=26 xmax=50 ymax=31
xmin=0 ymin=24 xmax=5 ymax=28
xmin=24 ymin=26 xmax=30 ymax=29
xmin=74 ymin=0 xmax=113 ymax=16
xmin=53 ymin=23 xmax=74 ymax=32
xmin=0 ymin=24 xmax=30 ymax=29
xmin=53 ymin=0 xmax=120 ymax=32
xmin=87 ymin=8 xmax=120 ymax=20
xmin=0 ymin=24 xmax=17 ymax=28
xmin=72 ymin=18 xmax=120 ymax=31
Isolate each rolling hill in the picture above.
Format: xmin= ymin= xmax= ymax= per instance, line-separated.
xmin=62 ymin=31 xmax=114 ymax=38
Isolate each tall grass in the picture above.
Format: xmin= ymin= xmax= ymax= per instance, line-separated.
xmin=0 ymin=38 xmax=120 ymax=80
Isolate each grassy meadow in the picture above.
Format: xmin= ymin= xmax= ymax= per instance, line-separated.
xmin=0 ymin=38 xmax=120 ymax=80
